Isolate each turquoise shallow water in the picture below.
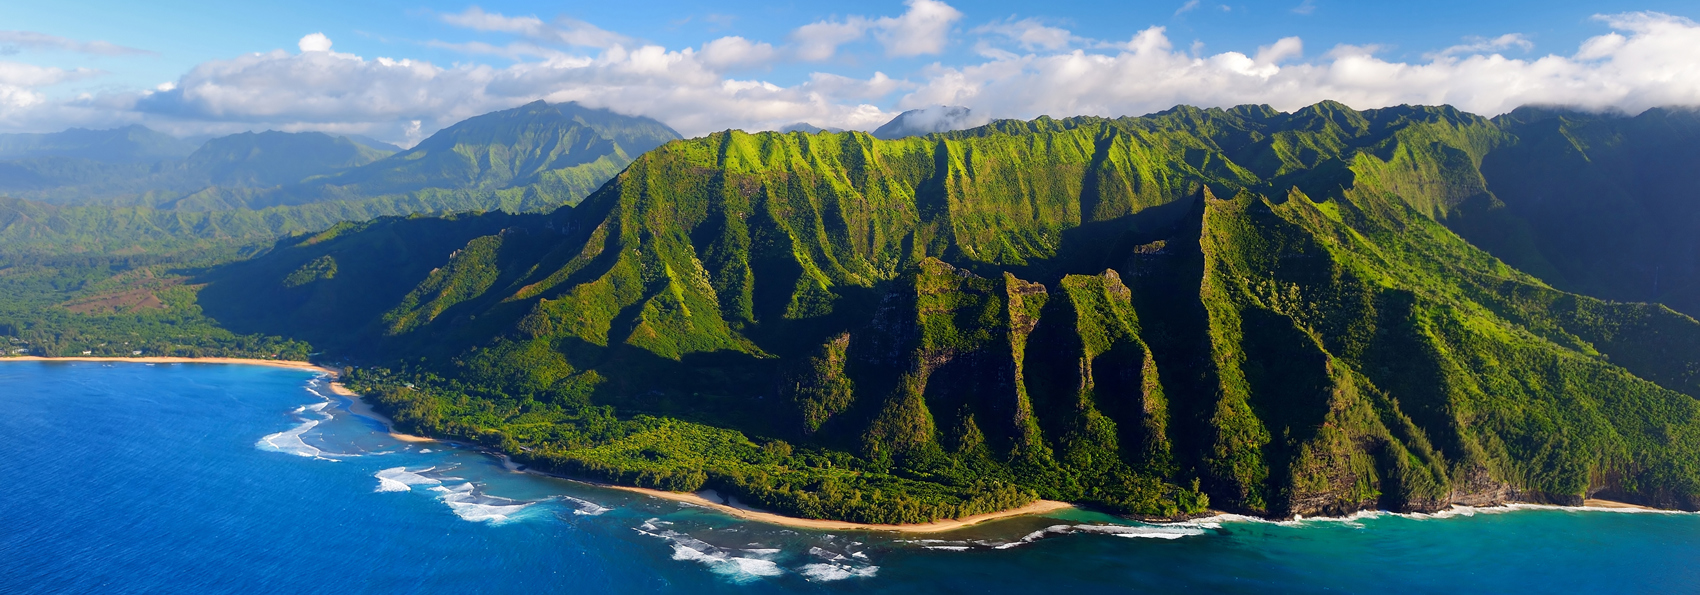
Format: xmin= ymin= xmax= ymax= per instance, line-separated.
xmin=3 ymin=362 xmax=1699 ymax=594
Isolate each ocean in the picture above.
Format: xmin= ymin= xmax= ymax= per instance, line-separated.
xmin=2 ymin=361 xmax=1697 ymax=593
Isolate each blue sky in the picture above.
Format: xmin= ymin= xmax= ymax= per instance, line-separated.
xmin=3 ymin=1 xmax=1698 ymax=143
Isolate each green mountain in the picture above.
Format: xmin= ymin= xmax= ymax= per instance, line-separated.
xmin=192 ymin=103 xmax=1700 ymax=523
xmin=1443 ymin=106 xmax=1700 ymax=317
xmin=0 ymin=103 xmax=682 ymax=256
xmin=262 ymin=101 xmax=682 ymax=210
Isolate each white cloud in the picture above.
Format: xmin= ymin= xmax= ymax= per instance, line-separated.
xmin=426 ymin=40 xmax=572 ymax=61
xmin=873 ymin=0 xmax=963 ymax=57
xmin=1292 ymin=0 xmax=1317 ymax=16
xmin=901 ymin=12 xmax=1700 ymax=121
xmin=698 ymin=36 xmax=778 ymax=69
xmin=1429 ymin=33 xmax=1533 ymax=58
xmin=440 ymin=6 xmax=627 ymax=49
xmin=3 ymin=9 xmax=1700 ymax=145
xmin=973 ymin=18 xmax=1074 ymax=51
xmin=1176 ymin=1 xmax=1201 ymax=16
xmin=0 ymin=61 xmax=98 ymax=87
xmin=22 ymin=35 xmax=899 ymax=140
xmin=789 ymin=18 xmax=871 ymax=61
xmin=1255 ymin=37 xmax=1303 ymax=64
xmin=298 ymin=33 xmax=333 ymax=53
xmin=789 ymin=0 xmax=962 ymax=61
xmin=0 ymin=31 xmax=152 ymax=56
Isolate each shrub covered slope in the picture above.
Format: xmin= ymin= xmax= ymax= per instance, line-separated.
xmin=199 ymin=102 xmax=1700 ymax=522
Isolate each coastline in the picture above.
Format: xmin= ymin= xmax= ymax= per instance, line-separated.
xmin=595 ymin=484 xmax=1075 ymax=534
xmin=2 ymin=355 xmax=339 ymax=374
xmin=4 ymin=356 xmax=1669 ymax=529
xmin=1 ymin=355 xmax=435 ymax=443
xmin=322 ymin=380 xmax=436 ymax=443
xmin=1581 ymin=499 xmax=1658 ymax=511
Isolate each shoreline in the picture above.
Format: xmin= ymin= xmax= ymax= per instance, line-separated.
xmin=4 ymin=356 xmax=1674 ymax=528
xmin=2 ymin=356 xmax=340 ymax=375
xmin=322 ymin=380 xmax=437 ymax=443
xmin=2 ymin=356 xmax=436 ymax=443
xmin=1581 ymin=498 xmax=1659 ymax=511
xmin=595 ymin=484 xmax=1075 ymax=534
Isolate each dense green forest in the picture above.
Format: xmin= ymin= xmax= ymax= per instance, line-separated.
xmin=7 ymin=101 xmax=1700 ymax=524
xmin=176 ymin=102 xmax=1700 ymax=522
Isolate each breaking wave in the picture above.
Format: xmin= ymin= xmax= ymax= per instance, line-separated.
xmin=429 ymin=483 xmax=536 ymax=523
xmin=255 ymin=406 xmax=349 ymax=460
xmin=635 ymin=519 xmax=786 ymax=583
xmin=632 ymin=520 xmax=877 ymax=582
xmin=898 ymin=522 xmax=1207 ymax=552
xmin=799 ymin=546 xmax=878 ymax=581
xmin=254 ymin=378 xmax=351 ymax=461
xmin=561 ymin=495 xmax=610 ymax=516
xmin=374 ymin=466 xmax=443 ymax=492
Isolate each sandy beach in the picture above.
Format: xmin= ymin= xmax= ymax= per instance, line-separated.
xmin=601 ymin=485 xmax=1076 ymax=533
xmin=325 ymin=381 xmax=436 ymax=443
xmin=1583 ymin=499 xmax=1658 ymax=510
xmin=2 ymin=355 xmax=339 ymax=375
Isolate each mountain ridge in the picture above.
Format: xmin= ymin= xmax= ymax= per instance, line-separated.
xmin=189 ymin=103 xmax=1700 ymax=523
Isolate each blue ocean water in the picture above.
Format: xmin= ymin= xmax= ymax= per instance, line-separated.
xmin=3 ymin=362 xmax=1698 ymax=594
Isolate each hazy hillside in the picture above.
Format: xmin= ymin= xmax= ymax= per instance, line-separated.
xmin=0 ymin=125 xmax=200 ymax=163
xmin=263 ymin=101 xmax=680 ymax=210
xmin=0 ymin=102 xmax=682 ymax=255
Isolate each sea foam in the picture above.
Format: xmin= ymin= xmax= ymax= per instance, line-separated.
xmin=636 ymin=523 xmax=787 ymax=583
xmin=430 ymin=483 xmax=535 ymax=523
xmin=799 ymin=562 xmax=879 ymax=581
xmin=374 ymin=466 xmax=442 ymax=492
xmin=253 ymin=382 xmax=350 ymax=460
xmin=798 ymin=547 xmax=879 ymax=581
xmin=560 ymin=495 xmax=610 ymax=516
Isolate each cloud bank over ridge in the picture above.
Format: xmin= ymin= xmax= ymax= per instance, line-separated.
xmin=2 ymin=6 xmax=1699 ymax=144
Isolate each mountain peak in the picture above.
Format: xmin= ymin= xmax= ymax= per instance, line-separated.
xmin=873 ymin=105 xmax=982 ymax=140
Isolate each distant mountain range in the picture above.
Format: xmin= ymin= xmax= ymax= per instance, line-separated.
xmin=0 ymin=125 xmax=202 ymax=164
xmin=0 ymin=101 xmax=682 ymax=213
xmin=0 ymin=102 xmax=683 ymax=255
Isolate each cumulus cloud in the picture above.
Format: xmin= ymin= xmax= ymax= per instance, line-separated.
xmin=0 ymin=61 xmax=101 ymax=113
xmin=790 ymin=0 xmax=962 ymax=60
xmin=44 ymin=34 xmax=895 ymax=140
xmin=2 ymin=8 xmax=1700 ymax=145
xmin=0 ymin=31 xmax=151 ymax=56
xmin=790 ymin=18 xmax=870 ymax=61
xmin=901 ymin=12 xmax=1700 ymax=121
xmin=298 ymin=33 xmax=334 ymax=53
xmin=873 ymin=0 xmax=962 ymax=57
xmin=698 ymin=36 xmax=778 ymax=69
